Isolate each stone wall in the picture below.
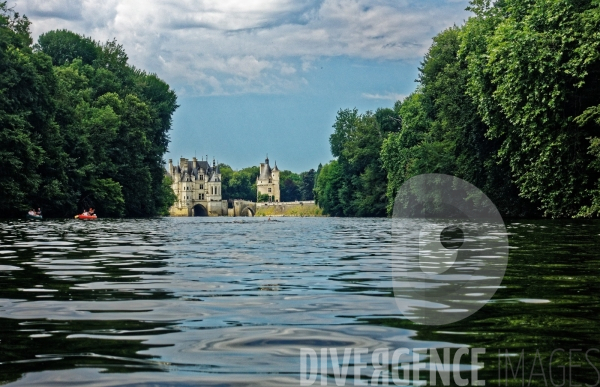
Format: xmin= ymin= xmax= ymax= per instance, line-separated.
xmin=169 ymin=206 xmax=190 ymax=217
xmin=205 ymin=200 xmax=228 ymax=216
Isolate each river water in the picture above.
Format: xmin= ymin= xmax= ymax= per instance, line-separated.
xmin=0 ymin=218 xmax=599 ymax=386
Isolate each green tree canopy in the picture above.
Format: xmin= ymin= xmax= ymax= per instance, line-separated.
xmin=0 ymin=9 xmax=178 ymax=218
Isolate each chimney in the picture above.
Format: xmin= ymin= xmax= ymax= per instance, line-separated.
xmin=168 ymin=159 xmax=173 ymax=174
xmin=193 ymin=157 xmax=197 ymax=169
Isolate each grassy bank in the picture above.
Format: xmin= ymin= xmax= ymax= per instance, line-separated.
xmin=255 ymin=203 xmax=325 ymax=217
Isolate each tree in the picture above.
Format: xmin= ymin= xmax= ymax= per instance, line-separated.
xmin=0 ymin=3 xmax=58 ymax=216
xmin=257 ymin=193 xmax=270 ymax=202
xmin=299 ymin=169 xmax=316 ymax=201
xmin=36 ymin=29 xmax=100 ymax=66
xmin=314 ymin=161 xmax=345 ymax=216
xmin=281 ymin=178 xmax=301 ymax=202
xmin=322 ymin=108 xmax=389 ymax=216
xmin=461 ymin=0 xmax=600 ymax=217
xmin=381 ymin=92 xmax=431 ymax=214
xmin=382 ymin=25 xmax=535 ymax=217
xmin=220 ymin=164 xmax=260 ymax=201
xmin=38 ymin=30 xmax=177 ymax=217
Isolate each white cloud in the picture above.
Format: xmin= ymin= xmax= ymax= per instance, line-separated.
xmin=21 ymin=0 xmax=83 ymax=20
xmin=362 ymin=92 xmax=407 ymax=101
xmin=15 ymin=0 xmax=470 ymax=95
xmin=280 ymin=64 xmax=296 ymax=75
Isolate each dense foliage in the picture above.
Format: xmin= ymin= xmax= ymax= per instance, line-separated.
xmin=0 ymin=5 xmax=178 ymax=217
xmin=315 ymin=108 xmax=400 ymax=217
xmin=219 ymin=164 xmax=259 ymax=201
xmin=317 ymin=0 xmax=600 ymax=218
xmin=219 ymin=163 xmax=316 ymax=202
xmin=280 ymin=169 xmax=316 ymax=202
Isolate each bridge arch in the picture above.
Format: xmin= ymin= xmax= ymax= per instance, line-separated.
xmin=193 ymin=204 xmax=208 ymax=217
xmin=240 ymin=206 xmax=254 ymax=217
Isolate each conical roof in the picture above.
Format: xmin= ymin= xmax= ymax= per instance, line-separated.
xmin=259 ymin=163 xmax=272 ymax=180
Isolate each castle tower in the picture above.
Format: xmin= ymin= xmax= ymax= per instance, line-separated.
xmin=206 ymin=158 xmax=221 ymax=201
xmin=256 ymin=156 xmax=280 ymax=202
xmin=272 ymin=161 xmax=280 ymax=201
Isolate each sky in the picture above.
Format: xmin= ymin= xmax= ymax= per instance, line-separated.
xmin=14 ymin=0 xmax=472 ymax=172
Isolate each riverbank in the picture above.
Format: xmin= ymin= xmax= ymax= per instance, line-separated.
xmin=255 ymin=201 xmax=324 ymax=217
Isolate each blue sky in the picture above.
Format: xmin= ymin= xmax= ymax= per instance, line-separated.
xmin=16 ymin=0 xmax=471 ymax=172
xmin=170 ymin=57 xmax=419 ymax=171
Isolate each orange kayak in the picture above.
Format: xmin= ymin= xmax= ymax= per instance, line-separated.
xmin=75 ymin=214 xmax=97 ymax=220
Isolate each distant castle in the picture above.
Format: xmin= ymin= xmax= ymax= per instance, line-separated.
xmin=167 ymin=155 xmax=279 ymax=216
xmin=257 ymin=156 xmax=280 ymax=202
xmin=167 ymin=157 xmax=228 ymax=216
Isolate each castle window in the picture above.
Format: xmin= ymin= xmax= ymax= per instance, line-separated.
xmin=269 ymin=179 xmax=272 ymax=183
xmin=268 ymin=188 xmax=272 ymax=193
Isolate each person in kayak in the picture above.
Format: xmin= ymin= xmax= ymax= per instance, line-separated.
xmin=28 ymin=209 xmax=36 ymax=216
xmin=81 ymin=207 xmax=96 ymax=217
xmin=36 ymin=208 xmax=42 ymax=216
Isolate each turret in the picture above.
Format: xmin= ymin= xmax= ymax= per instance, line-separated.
xmin=206 ymin=167 xmax=221 ymax=201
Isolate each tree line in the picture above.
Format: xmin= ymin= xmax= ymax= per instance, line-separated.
xmin=219 ymin=164 xmax=316 ymax=202
xmin=0 ymin=4 xmax=177 ymax=217
xmin=315 ymin=0 xmax=600 ymax=218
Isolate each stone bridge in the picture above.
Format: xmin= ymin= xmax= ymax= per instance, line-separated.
xmin=231 ymin=200 xmax=257 ymax=217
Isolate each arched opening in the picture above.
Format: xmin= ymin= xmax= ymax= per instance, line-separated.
xmin=193 ymin=204 xmax=208 ymax=217
xmin=240 ymin=207 xmax=254 ymax=217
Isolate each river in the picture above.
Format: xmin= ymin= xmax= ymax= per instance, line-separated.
xmin=0 ymin=218 xmax=598 ymax=386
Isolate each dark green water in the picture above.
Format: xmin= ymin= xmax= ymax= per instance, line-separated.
xmin=0 ymin=218 xmax=598 ymax=386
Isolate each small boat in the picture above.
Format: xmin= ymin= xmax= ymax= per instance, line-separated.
xmin=75 ymin=214 xmax=98 ymax=220
xmin=26 ymin=214 xmax=43 ymax=220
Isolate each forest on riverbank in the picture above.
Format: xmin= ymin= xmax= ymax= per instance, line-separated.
xmin=315 ymin=0 xmax=600 ymax=218
xmin=0 ymin=4 xmax=177 ymax=217
xmin=218 ymin=164 xmax=316 ymax=203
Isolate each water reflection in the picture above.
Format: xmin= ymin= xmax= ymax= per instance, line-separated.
xmin=0 ymin=218 xmax=598 ymax=386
